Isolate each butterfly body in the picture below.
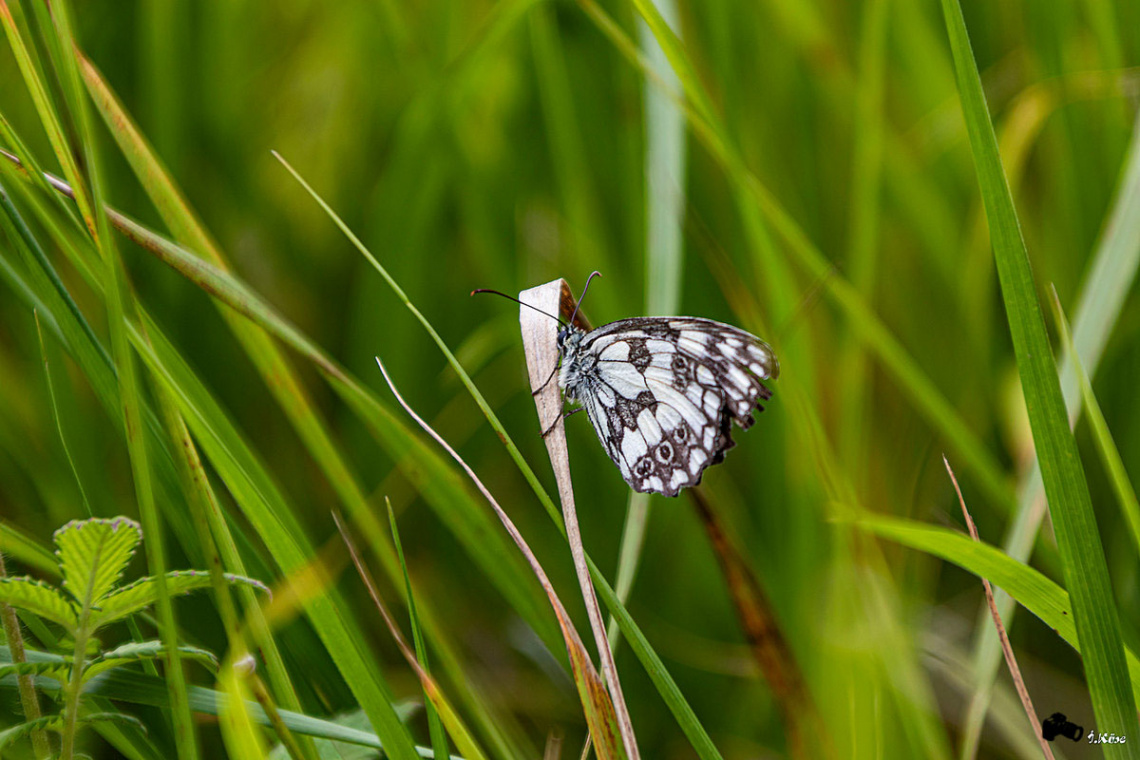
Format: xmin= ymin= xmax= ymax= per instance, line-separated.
xmin=556 ymin=316 xmax=778 ymax=497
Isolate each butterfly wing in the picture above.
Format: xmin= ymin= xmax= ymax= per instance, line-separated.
xmin=577 ymin=317 xmax=777 ymax=497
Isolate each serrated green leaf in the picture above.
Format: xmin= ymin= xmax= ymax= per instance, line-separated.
xmin=84 ymin=640 xmax=219 ymax=682
xmin=0 ymin=660 xmax=70 ymax=682
xmin=0 ymin=715 xmax=62 ymax=751
xmin=53 ymin=517 xmax=142 ymax=607
xmin=91 ymin=571 xmax=268 ymax=628
xmin=76 ymin=711 xmax=148 ymax=735
xmin=0 ymin=576 xmax=77 ymax=630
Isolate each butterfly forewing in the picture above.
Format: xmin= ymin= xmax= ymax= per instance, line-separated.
xmin=562 ymin=316 xmax=777 ymax=497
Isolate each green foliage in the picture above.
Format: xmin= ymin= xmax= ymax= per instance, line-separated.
xmin=54 ymin=517 xmax=142 ymax=607
xmin=91 ymin=571 xmax=267 ymax=629
xmin=939 ymin=0 xmax=1139 ymax=748
xmin=269 ymin=711 xmax=383 ymax=760
xmin=1 ymin=0 xmax=1139 ymax=758
xmin=0 ymin=576 xmax=77 ymax=629
xmin=84 ymin=641 xmax=220 ymax=681
xmin=0 ymin=517 xmax=262 ymax=757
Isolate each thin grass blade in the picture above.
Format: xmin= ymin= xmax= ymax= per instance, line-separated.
xmin=387 ymin=499 xmax=450 ymax=760
xmin=1049 ymin=290 xmax=1140 ymax=558
xmin=938 ymin=0 xmax=1139 ymax=750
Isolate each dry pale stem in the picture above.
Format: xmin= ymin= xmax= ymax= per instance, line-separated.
xmin=519 ymin=280 xmax=639 ymax=760
xmin=944 ymin=456 xmax=1055 ymax=760
xmin=374 ymin=355 xmax=626 ymax=756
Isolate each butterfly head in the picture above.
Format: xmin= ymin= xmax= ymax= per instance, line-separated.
xmin=556 ymin=325 xmax=584 ymax=357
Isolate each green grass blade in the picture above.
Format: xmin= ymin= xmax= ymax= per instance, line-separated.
xmin=78 ymin=63 xmax=538 ymax=756
xmin=855 ymin=514 xmax=1140 ymax=705
xmin=0 ymin=1 xmax=96 ymax=234
xmin=967 ymin=111 xmax=1140 ymax=756
xmin=1049 ymin=290 xmax=1140 ymax=559
xmin=76 ymin=57 xmax=419 ymax=756
xmin=0 ymin=179 xmax=115 ymax=406
xmin=938 ymin=0 xmax=1140 ymax=752
xmin=582 ymin=0 xmax=1014 ymax=510
xmin=0 ymin=524 xmax=57 ymax=577
xmin=0 ymin=127 xmax=453 ymax=756
xmin=43 ymin=2 xmax=198 ymax=755
xmin=131 ymin=314 xmax=421 ymax=760
xmin=220 ymin=662 xmax=271 ymax=760
xmin=638 ymin=0 xmax=686 ymax=319
xmin=528 ymin=3 xmax=614 ymax=276
xmin=837 ymin=0 xmax=889 ymax=479
xmin=0 ymin=172 xmax=203 ymax=566
xmin=1061 ymin=111 xmax=1140 ymax=404
xmin=77 ymin=51 xmax=413 ymax=647
xmin=1 ymin=133 xmax=435 ymax=747
xmin=387 ymin=499 xmax=450 ymax=760
xmin=149 ymin=362 xmax=320 ymax=760
xmin=275 ymin=154 xmax=723 ymax=759
xmin=33 ymin=312 xmax=93 ymax=517
xmin=607 ymin=0 xmax=686 ymax=653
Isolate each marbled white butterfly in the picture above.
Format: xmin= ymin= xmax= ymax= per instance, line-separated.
xmin=481 ymin=275 xmax=779 ymax=497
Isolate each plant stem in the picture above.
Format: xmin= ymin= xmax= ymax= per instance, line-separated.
xmin=0 ymin=551 xmax=50 ymax=759
xmin=59 ymin=610 xmax=90 ymax=760
xmin=60 ymin=544 xmax=100 ymax=760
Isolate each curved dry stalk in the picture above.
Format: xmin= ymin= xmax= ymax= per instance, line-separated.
xmin=944 ymin=456 xmax=1055 ymax=760
xmin=374 ymin=357 xmax=630 ymax=759
xmin=518 ymin=280 xmax=639 ymax=760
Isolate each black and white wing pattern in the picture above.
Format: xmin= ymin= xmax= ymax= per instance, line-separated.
xmin=558 ymin=317 xmax=778 ymax=497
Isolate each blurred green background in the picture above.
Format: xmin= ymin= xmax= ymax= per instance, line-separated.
xmin=1 ymin=0 xmax=1139 ymax=758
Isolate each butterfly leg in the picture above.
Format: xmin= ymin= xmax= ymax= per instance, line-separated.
xmin=531 ymin=361 xmax=560 ymax=396
xmin=540 ymin=407 xmax=582 ymax=438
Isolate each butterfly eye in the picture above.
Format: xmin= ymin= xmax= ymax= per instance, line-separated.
xmin=656 ymin=442 xmax=674 ymax=463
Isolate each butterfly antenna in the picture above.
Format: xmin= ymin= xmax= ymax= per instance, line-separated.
xmin=471 ymin=289 xmax=567 ymax=326
xmin=568 ymin=270 xmax=601 ymax=328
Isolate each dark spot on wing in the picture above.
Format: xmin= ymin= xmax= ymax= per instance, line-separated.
xmin=641 ymin=321 xmax=680 ymax=340
xmin=611 ymin=390 xmax=656 ymax=431
xmin=627 ymin=339 xmax=651 ymax=371
xmin=671 ymin=354 xmax=691 ymax=390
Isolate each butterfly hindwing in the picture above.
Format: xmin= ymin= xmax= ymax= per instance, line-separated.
xmin=565 ymin=317 xmax=777 ymax=497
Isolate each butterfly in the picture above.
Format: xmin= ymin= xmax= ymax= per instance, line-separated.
xmin=478 ymin=274 xmax=779 ymax=497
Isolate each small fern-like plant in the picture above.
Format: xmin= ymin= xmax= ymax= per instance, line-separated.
xmin=0 ymin=517 xmax=267 ymax=758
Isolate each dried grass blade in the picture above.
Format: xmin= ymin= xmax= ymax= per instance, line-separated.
xmin=374 ymin=357 xmax=628 ymax=760
xmin=944 ymin=457 xmax=1055 ymax=760
xmin=518 ymin=280 xmax=639 ymax=760
xmin=333 ymin=510 xmax=486 ymax=760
